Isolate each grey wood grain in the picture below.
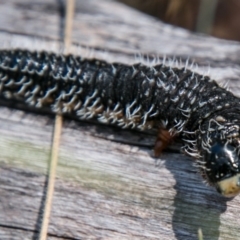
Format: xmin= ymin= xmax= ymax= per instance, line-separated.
xmin=1 ymin=0 xmax=240 ymax=239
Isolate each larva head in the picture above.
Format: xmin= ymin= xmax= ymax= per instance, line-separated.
xmin=203 ymin=141 xmax=240 ymax=197
xmin=195 ymin=119 xmax=240 ymax=197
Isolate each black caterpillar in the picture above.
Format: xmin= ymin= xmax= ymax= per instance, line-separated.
xmin=1 ymin=49 xmax=240 ymax=197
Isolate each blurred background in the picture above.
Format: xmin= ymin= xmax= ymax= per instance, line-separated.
xmin=118 ymin=0 xmax=240 ymax=41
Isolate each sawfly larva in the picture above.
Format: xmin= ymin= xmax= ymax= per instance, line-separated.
xmin=1 ymin=49 xmax=240 ymax=197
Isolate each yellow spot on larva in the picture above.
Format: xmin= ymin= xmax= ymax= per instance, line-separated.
xmin=217 ymin=173 xmax=240 ymax=197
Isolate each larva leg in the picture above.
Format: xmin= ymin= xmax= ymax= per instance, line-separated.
xmin=154 ymin=128 xmax=174 ymax=157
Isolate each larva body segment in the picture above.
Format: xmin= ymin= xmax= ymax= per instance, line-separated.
xmin=1 ymin=49 xmax=240 ymax=197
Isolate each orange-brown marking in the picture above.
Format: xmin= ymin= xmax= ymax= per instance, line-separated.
xmin=154 ymin=128 xmax=174 ymax=157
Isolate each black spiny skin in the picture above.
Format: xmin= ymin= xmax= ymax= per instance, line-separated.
xmin=1 ymin=49 xmax=240 ymax=190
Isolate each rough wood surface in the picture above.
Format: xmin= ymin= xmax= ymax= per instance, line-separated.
xmin=1 ymin=0 xmax=240 ymax=239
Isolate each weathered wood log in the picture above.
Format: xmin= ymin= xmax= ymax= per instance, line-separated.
xmin=1 ymin=0 xmax=240 ymax=239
